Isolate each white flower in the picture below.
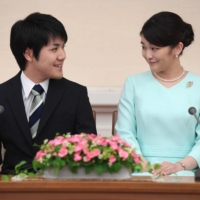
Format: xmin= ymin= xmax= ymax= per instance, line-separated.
xmin=108 ymin=162 xmax=112 ymax=167
xmin=68 ymin=150 xmax=73 ymax=155
xmin=46 ymin=154 xmax=51 ymax=159
xmin=44 ymin=139 xmax=48 ymax=144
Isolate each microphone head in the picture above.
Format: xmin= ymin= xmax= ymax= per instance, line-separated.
xmin=0 ymin=105 xmax=4 ymax=114
xmin=188 ymin=107 xmax=196 ymax=115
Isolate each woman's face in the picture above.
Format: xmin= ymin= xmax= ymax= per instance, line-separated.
xmin=141 ymin=35 xmax=177 ymax=73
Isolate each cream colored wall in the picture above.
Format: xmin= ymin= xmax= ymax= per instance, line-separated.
xmin=0 ymin=0 xmax=200 ymax=87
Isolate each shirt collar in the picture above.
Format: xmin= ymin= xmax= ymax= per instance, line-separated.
xmin=20 ymin=72 xmax=49 ymax=98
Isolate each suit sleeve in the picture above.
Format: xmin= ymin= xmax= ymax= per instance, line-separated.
xmin=115 ymin=76 xmax=142 ymax=154
xmin=0 ymin=141 xmax=2 ymax=165
xmin=75 ymin=87 xmax=97 ymax=134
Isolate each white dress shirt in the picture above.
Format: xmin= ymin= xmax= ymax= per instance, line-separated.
xmin=20 ymin=72 xmax=49 ymax=121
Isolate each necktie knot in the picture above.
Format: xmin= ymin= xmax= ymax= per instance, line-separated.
xmin=32 ymin=84 xmax=44 ymax=96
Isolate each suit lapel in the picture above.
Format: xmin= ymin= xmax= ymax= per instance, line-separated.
xmin=6 ymin=72 xmax=33 ymax=146
xmin=36 ymin=79 xmax=65 ymax=136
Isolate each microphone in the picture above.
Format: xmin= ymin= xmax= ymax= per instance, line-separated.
xmin=188 ymin=107 xmax=200 ymax=124
xmin=0 ymin=106 xmax=4 ymax=114
xmin=188 ymin=107 xmax=200 ymax=181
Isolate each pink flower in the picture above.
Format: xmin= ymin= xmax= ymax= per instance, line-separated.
xmin=53 ymin=137 xmax=64 ymax=146
xmin=84 ymin=149 xmax=101 ymax=162
xmin=74 ymin=143 xmax=84 ymax=153
xmin=118 ymin=148 xmax=128 ymax=160
xmin=48 ymin=140 xmax=55 ymax=145
xmin=111 ymin=134 xmax=121 ymax=142
xmin=84 ymin=155 xmax=91 ymax=162
xmin=122 ymin=141 xmax=131 ymax=147
xmin=109 ymin=155 xmax=116 ymax=163
xmin=99 ymin=138 xmax=108 ymax=146
xmin=134 ymin=157 xmax=140 ymax=164
xmin=50 ymin=145 xmax=55 ymax=151
xmin=58 ymin=146 xmax=68 ymax=157
xmin=74 ymin=153 xmax=82 ymax=162
xmin=131 ymin=152 xmax=140 ymax=164
xmin=68 ymin=137 xmax=80 ymax=143
xmin=35 ymin=150 xmax=46 ymax=161
xmin=108 ymin=141 xmax=119 ymax=150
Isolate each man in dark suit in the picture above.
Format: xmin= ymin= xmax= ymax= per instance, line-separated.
xmin=0 ymin=13 xmax=97 ymax=174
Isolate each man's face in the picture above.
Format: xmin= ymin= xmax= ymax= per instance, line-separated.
xmin=25 ymin=37 xmax=66 ymax=83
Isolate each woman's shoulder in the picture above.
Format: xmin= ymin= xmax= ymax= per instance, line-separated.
xmin=126 ymin=71 xmax=152 ymax=83
xmin=188 ymin=71 xmax=200 ymax=79
xmin=187 ymin=72 xmax=200 ymax=85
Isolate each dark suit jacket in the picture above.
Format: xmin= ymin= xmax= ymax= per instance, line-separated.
xmin=0 ymin=72 xmax=97 ymax=174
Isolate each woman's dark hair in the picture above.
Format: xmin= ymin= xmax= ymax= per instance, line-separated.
xmin=140 ymin=11 xmax=194 ymax=55
xmin=10 ymin=12 xmax=68 ymax=70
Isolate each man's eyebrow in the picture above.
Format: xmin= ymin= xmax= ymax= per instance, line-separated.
xmin=52 ymin=43 xmax=61 ymax=46
xmin=140 ymin=42 xmax=144 ymax=44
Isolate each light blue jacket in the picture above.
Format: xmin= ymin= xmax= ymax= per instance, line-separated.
xmin=115 ymin=71 xmax=200 ymax=172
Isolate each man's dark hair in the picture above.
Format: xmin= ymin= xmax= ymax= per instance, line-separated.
xmin=140 ymin=11 xmax=194 ymax=55
xmin=10 ymin=12 xmax=68 ymax=70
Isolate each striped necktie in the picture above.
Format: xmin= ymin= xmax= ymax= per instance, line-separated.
xmin=29 ymin=84 xmax=44 ymax=138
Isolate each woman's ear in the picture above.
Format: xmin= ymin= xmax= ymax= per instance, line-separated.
xmin=174 ymin=42 xmax=184 ymax=57
xmin=23 ymin=48 xmax=33 ymax=62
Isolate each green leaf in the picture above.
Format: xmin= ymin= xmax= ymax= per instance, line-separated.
xmin=154 ymin=163 xmax=161 ymax=170
xmin=2 ymin=175 xmax=10 ymax=181
xmin=94 ymin=164 xmax=104 ymax=175
xmin=113 ymin=162 xmax=122 ymax=172
xmin=32 ymin=159 xmax=44 ymax=171
xmin=68 ymin=162 xmax=78 ymax=173
xmin=146 ymin=162 xmax=153 ymax=173
xmin=123 ymin=161 xmax=133 ymax=169
xmin=85 ymin=165 xmax=94 ymax=174
xmin=15 ymin=161 xmax=27 ymax=174
xmin=52 ymin=157 xmax=62 ymax=167
xmin=102 ymin=163 xmax=108 ymax=173
xmin=132 ymin=164 xmax=142 ymax=172
xmin=53 ymin=167 xmax=60 ymax=175
xmin=27 ymin=172 xmax=35 ymax=178
xmin=18 ymin=173 xmax=26 ymax=179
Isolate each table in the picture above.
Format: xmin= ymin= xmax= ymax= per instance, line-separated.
xmin=0 ymin=176 xmax=200 ymax=200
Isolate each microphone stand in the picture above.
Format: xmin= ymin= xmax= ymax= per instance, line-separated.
xmin=188 ymin=107 xmax=200 ymax=181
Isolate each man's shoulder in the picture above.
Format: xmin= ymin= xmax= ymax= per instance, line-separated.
xmin=50 ymin=77 xmax=87 ymax=95
xmin=61 ymin=77 xmax=85 ymax=89
xmin=0 ymin=72 xmax=21 ymax=90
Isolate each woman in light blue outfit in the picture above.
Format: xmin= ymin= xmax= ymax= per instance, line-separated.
xmin=115 ymin=12 xmax=200 ymax=176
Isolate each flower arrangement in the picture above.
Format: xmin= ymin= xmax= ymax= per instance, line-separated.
xmin=32 ymin=133 xmax=142 ymax=176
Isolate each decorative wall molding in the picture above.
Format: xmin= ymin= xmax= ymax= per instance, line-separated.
xmin=88 ymin=87 xmax=122 ymax=136
xmin=88 ymin=87 xmax=122 ymax=106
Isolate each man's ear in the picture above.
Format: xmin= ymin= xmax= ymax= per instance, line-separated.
xmin=23 ymin=48 xmax=34 ymax=62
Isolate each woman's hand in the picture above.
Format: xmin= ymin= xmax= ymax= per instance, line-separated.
xmin=152 ymin=161 xmax=183 ymax=176
xmin=138 ymin=155 xmax=149 ymax=172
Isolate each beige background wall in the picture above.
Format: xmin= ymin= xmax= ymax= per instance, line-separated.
xmin=0 ymin=0 xmax=200 ymax=87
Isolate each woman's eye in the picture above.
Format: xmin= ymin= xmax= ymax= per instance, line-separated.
xmin=52 ymin=48 xmax=57 ymax=52
xmin=152 ymin=47 xmax=159 ymax=51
